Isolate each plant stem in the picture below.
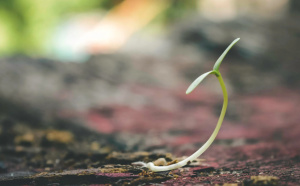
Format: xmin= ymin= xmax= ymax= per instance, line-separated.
xmin=146 ymin=72 xmax=228 ymax=172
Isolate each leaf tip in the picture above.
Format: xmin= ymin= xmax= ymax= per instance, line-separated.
xmin=185 ymin=71 xmax=213 ymax=95
xmin=213 ymin=38 xmax=240 ymax=71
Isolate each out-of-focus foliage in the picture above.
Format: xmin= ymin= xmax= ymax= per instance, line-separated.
xmin=0 ymin=0 xmax=123 ymax=56
xmin=0 ymin=0 xmax=197 ymax=56
xmin=158 ymin=1 xmax=197 ymax=24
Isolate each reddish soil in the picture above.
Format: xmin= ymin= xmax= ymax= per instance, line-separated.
xmin=0 ymin=83 xmax=299 ymax=185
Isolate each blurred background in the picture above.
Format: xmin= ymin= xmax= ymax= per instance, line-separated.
xmin=0 ymin=0 xmax=299 ymax=183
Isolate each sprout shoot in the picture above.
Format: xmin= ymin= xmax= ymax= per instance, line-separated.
xmin=135 ymin=38 xmax=240 ymax=172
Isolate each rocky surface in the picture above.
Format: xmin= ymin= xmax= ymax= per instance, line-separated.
xmin=0 ymin=82 xmax=299 ymax=185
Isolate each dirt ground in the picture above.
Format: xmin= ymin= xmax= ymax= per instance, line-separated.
xmin=0 ymin=78 xmax=299 ymax=185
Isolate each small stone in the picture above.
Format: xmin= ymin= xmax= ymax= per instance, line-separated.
xmin=153 ymin=158 xmax=167 ymax=166
xmin=46 ymin=160 xmax=54 ymax=166
xmin=90 ymin=141 xmax=100 ymax=151
xmin=45 ymin=130 xmax=74 ymax=144
xmin=250 ymin=175 xmax=279 ymax=185
xmin=14 ymin=133 xmax=34 ymax=146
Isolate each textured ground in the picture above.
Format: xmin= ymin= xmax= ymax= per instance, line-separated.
xmin=0 ymin=83 xmax=299 ymax=185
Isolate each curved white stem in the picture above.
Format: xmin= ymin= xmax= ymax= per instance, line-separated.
xmin=146 ymin=73 xmax=228 ymax=172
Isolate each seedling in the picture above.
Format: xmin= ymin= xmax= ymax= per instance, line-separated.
xmin=133 ymin=38 xmax=240 ymax=172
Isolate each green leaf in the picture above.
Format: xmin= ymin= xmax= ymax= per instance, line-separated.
xmin=213 ymin=38 xmax=240 ymax=71
xmin=186 ymin=71 xmax=214 ymax=94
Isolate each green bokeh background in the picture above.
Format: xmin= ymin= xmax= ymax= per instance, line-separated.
xmin=0 ymin=0 xmax=195 ymax=56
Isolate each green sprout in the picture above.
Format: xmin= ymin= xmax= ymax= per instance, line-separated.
xmin=133 ymin=38 xmax=240 ymax=172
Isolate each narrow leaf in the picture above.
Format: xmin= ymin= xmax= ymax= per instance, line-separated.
xmin=186 ymin=71 xmax=214 ymax=94
xmin=213 ymin=38 xmax=240 ymax=71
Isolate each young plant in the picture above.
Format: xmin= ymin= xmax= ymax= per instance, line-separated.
xmin=134 ymin=38 xmax=240 ymax=172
